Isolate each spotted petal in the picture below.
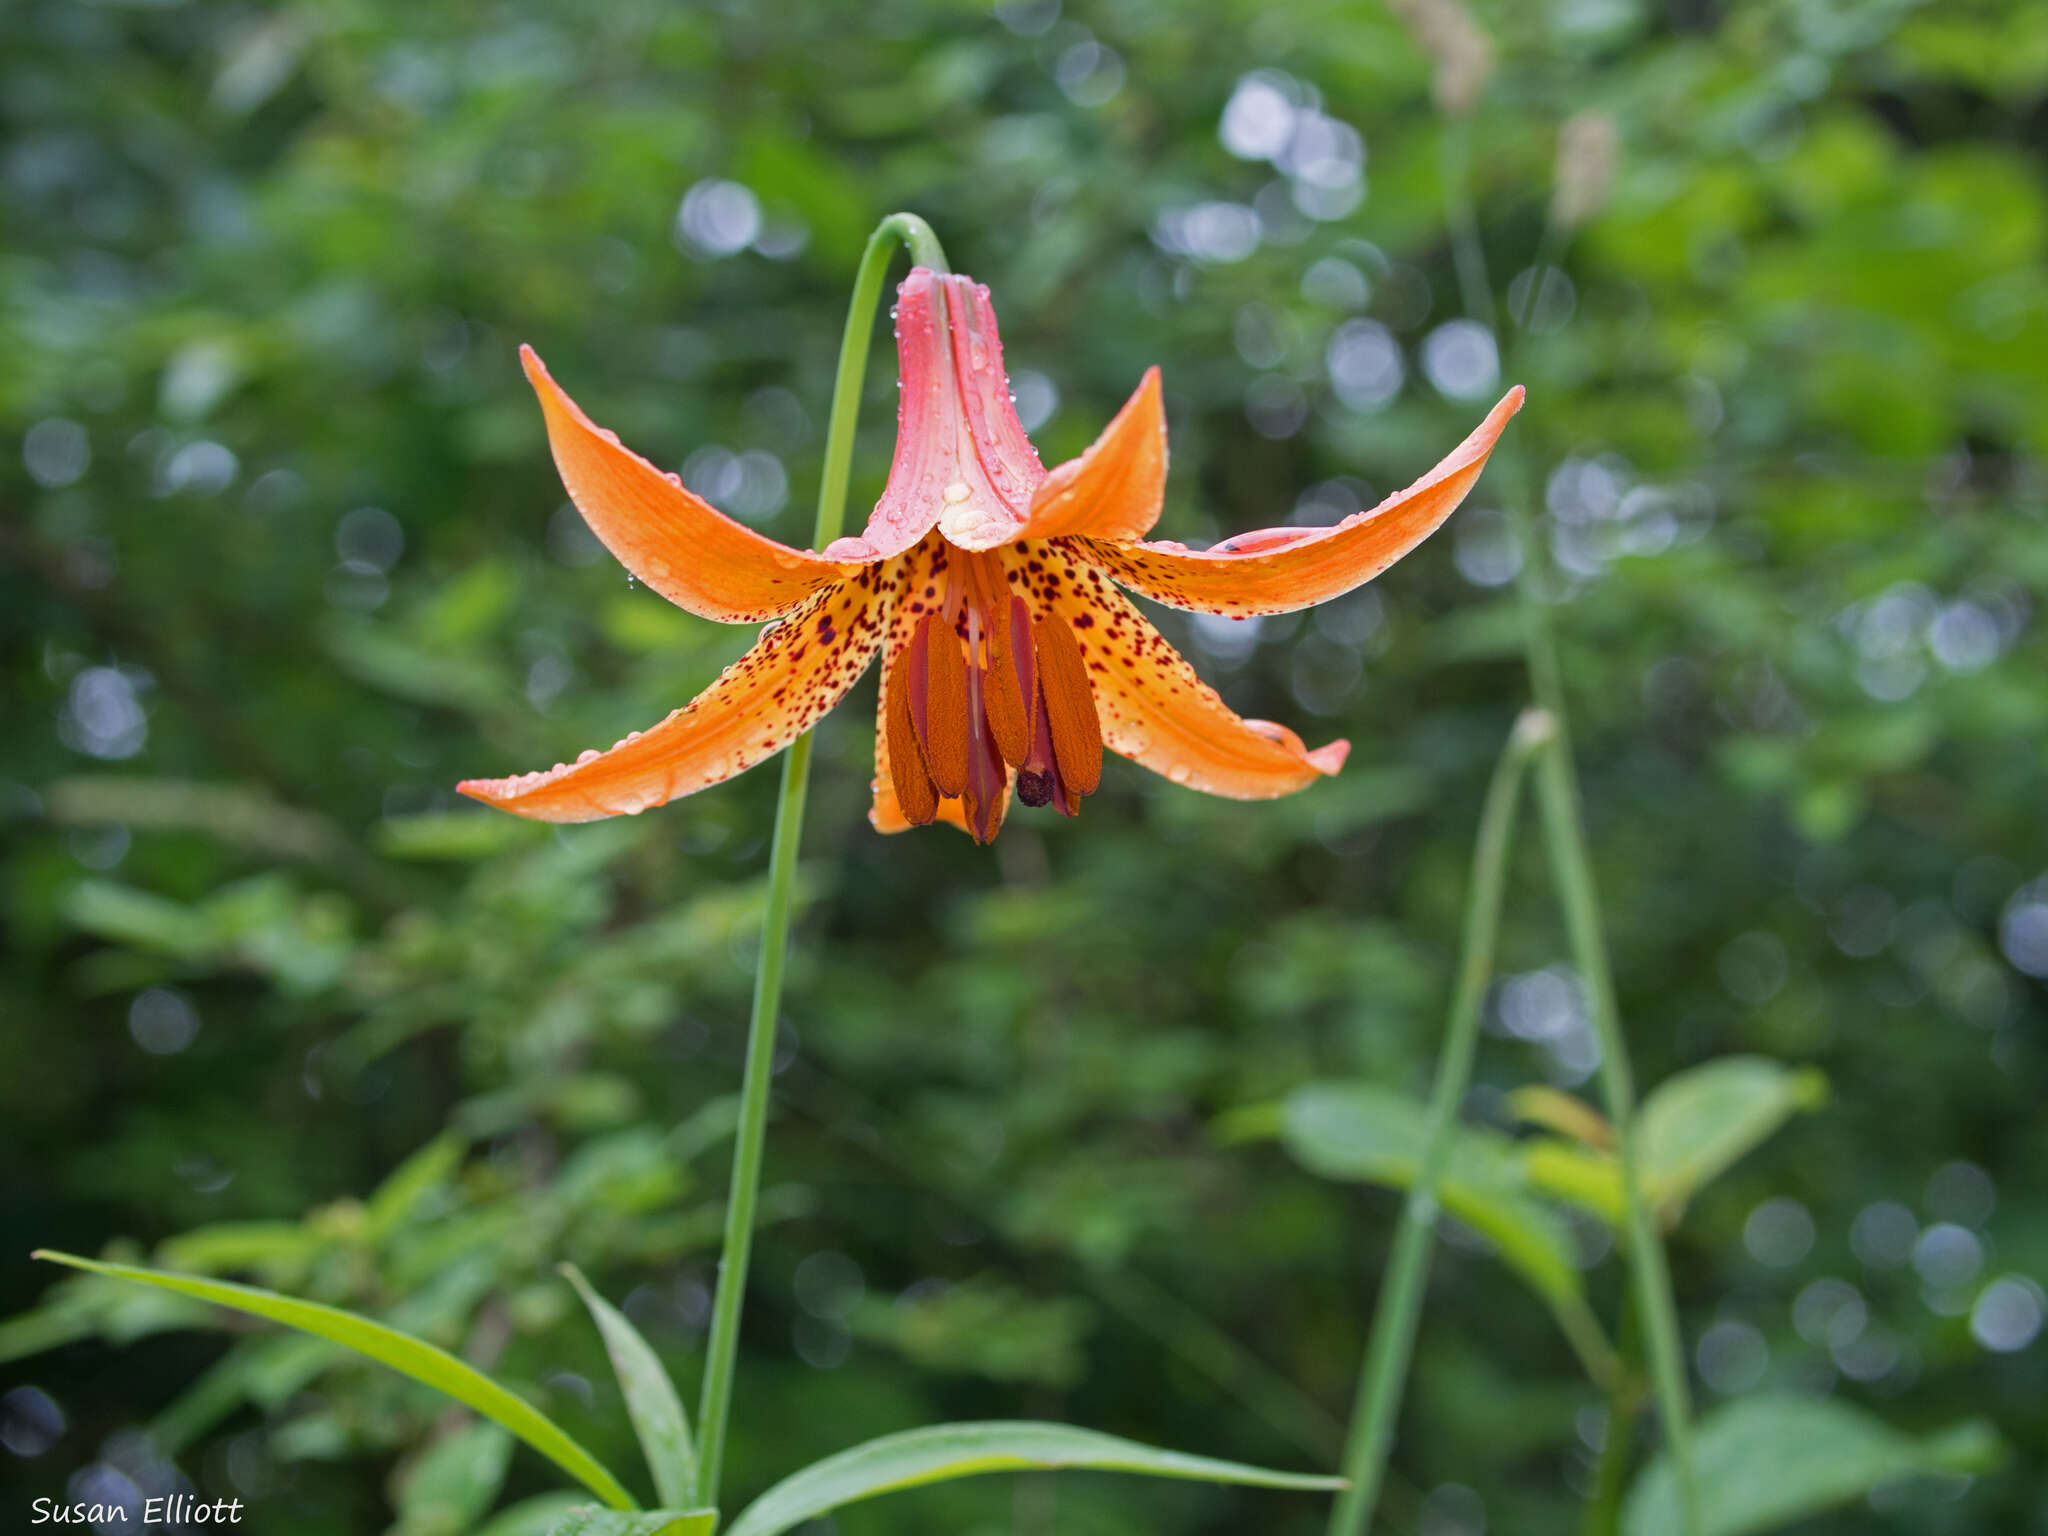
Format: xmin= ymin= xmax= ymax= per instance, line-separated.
xmin=524 ymin=346 xmax=864 ymax=624
xmin=1013 ymin=368 xmax=1166 ymax=542
xmin=1013 ymin=545 xmax=1349 ymax=800
xmin=1082 ymin=387 xmax=1523 ymax=617
xmin=460 ymin=568 xmax=897 ymax=822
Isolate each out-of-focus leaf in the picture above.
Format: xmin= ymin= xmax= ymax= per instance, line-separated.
xmin=379 ymin=810 xmax=541 ymax=861
xmin=395 ymin=1421 xmax=515 ymax=1536
xmin=1505 ymin=1086 xmax=1613 ymax=1149
xmin=1639 ymin=1057 xmax=1829 ymax=1212
xmin=367 ymin=1133 xmax=468 ymax=1240
xmin=33 ymin=1252 xmax=637 ymax=1511
xmin=472 ymin=1493 xmax=589 ymax=1536
xmin=1522 ymin=1057 xmax=1828 ymax=1226
xmin=155 ymin=1220 xmax=323 ymax=1279
xmin=848 ymin=1275 xmax=1093 ymax=1388
xmin=150 ymin=1334 xmax=337 ymax=1454
xmin=61 ymin=881 xmax=213 ymax=956
xmin=722 ymin=1422 xmax=1342 ymax=1536
xmin=561 ymin=1264 xmax=696 ymax=1509
xmin=44 ymin=776 xmax=346 ymax=865
xmin=1623 ymin=1395 xmax=2002 ymax=1536
xmin=1278 ymin=1082 xmax=1584 ymax=1309
xmin=543 ymin=1510 xmax=716 ymax=1536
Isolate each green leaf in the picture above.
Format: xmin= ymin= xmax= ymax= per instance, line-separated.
xmin=1522 ymin=1057 xmax=1829 ymax=1228
xmin=722 ymin=1421 xmax=1342 ymax=1536
xmin=546 ymin=1510 xmax=718 ymax=1536
xmin=472 ymin=1493 xmax=590 ymax=1536
xmin=1638 ymin=1056 xmax=1829 ymax=1213
xmin=560 ymin=1264 xmax=696 ymax=1508
xmin=395 ymin=1421 xmax=514 ymax=1536
xmin=367 ymin=1132 xmax=468 ymax=1241
xmin=1279 ymin=1082 xmax=1584 ymax=1309
xmin=33 ymin=1251 xmax=637 ymax=1511
xmin=1623 ymin=1395 xmax=2001 ymax=1536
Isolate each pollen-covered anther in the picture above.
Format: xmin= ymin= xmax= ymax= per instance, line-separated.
xmin=917 ymin=611 xmax=971 ymax=797
xmin=885 ymin=642 xmax=939 ymax=826
xmin=1023 ymin=611 xmax=1104 ymax=816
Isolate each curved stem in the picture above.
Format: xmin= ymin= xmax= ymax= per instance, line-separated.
xmin=691 ymin=211 xmax=949 ymax=1512
xmin=1442 ymin=100 xmax=1704 ymax=1528
xmin=1327 ymin=708 xmax=1552 ymax=1536
xmin=1529 ymin=725 xmax=1697 ymax=1531
xmin=1582 ymin=1287 xmax=1645 ymax=1536
xmin=1476 ymin=159 xmax=1701 ymax=1530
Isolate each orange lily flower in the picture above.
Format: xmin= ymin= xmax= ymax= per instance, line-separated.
xmin=459 ymin=268 xmax=1522 ymax=843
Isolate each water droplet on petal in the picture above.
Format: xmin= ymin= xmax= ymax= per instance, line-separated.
xmin=1168 ymin=763 xmax=1192 ymax=784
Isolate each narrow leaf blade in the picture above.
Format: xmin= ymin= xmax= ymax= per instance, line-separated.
xmin=33 ymin=1251 xmax=636 ymax=1511
xmin=561 ymin=1264 xmax=696 ymax=1508
xmin=723 ymin=1420 xmax=1341 ymax=1536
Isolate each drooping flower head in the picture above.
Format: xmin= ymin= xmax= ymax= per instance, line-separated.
xmin=460 ymin=269 xmax=1522 ymax=843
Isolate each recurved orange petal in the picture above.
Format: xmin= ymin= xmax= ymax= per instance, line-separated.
xmin=1012 ymin=545 xmax=1349 ymax=800
xmin=1014 ymin=368 xmax=1166 ymax=542
xmin=523 ymin=345 xmax=864 ymax=623
xmin=460 ymin=567 xmax=897 ymax=822
xmin=1082 ymin=387 xmax=1522 ymax=616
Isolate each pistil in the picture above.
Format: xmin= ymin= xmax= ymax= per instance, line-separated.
xmin=893 ymin=544 xmax=1105 ymax=840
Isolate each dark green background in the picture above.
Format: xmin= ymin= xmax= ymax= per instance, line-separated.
xmin=3 ymin=0 xmax=2044 ymax=1532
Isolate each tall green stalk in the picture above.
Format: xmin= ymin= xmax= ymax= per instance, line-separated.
xmin=1471 ymin=128 xmax=1702 ymax=1529
xmin=1524 ymin=684 xmax=1698 ymax=1534
xmin=1326 ymin=708 xmax=1551 ymax=1536
xmin=691 ymin=212 xmax=948 ymax=1511
xmin=1436 ymin=110 xmax=1701 ymax=1531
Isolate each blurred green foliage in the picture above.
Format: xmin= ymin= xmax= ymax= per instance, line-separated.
xmin=3 ymin=0 xmax=2045 ymax=1532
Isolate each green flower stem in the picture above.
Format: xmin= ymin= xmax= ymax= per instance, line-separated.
xmin=1526 ymin=697 xmax=1698 ymax=1534
xmin=1327 ymin=708 xmax=1553 ymax=1536
xmin=1582 ymin=1289 xmax=1646 ymax=1536
xmin=1439 ymin=102 xmax=1701 ymax=1531
xmin=1493 ymin=254 xmax=1701 ymax=1536
xmin=692 ymin=211 xmax=949 ymax=1512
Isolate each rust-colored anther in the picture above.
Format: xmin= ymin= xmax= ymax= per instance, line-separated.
xmin=982 ymin=593 xmax=1034 ymax=768
xmin=918 ymin=611 xmax=971 ymax=797
xmin=1033 ymin=613 xmax=1103 ymax=797
xmin=885 ymin=641 xmax=939 ymax=826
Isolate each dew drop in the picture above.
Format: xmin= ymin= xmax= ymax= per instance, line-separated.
xmin=1167 ymin=763 xmax=1192 ymax=784
xmin=576 ymin=748 xmax=599 ymax=764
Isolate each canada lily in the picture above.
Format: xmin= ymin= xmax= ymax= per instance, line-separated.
xmin=460 ymin=269 xmax=1521 ymax=843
